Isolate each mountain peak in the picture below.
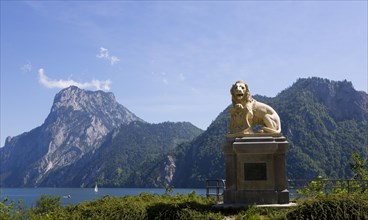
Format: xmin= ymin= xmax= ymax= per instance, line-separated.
xmin=280 ymin=77 xmax=368 ymax=121
xmin=1 ymin=86 xmax=144 ymax=186
xmin=52 ymin=86 xmax=115 ymax=112
xmin=294 ymin=77 xmax=354 ymax=95
xmin=46 ymin=86 xmax=144 ymax=128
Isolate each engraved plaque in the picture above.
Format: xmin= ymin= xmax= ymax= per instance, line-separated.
xmin=244 ymin=163 xmax=267 ymax=181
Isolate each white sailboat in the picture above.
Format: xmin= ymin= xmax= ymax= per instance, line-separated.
xmin=94 ymin=184 xmax=98 ymax=193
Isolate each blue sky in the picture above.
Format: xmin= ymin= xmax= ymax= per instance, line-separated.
xmin=1 ymin=1 xmax=367 ymax=146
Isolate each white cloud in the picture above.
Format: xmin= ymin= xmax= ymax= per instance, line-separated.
xmin=96 ymin=47 xmax=120 ymax=65
xmin=38 ymin=68 xmax=111 ymax=91
xmin=110 ymin=56 xmax=120 ymax=65
xmin=96 ymin=47 xmax=109 ymax=58
xmin=21 ymin=62 xmax=32 ymax=73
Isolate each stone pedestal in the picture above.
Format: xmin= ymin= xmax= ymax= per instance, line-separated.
xmin=222 ymin=134 xmax=289 ymax=205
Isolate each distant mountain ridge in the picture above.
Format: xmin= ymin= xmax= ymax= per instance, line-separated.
xmin=1 ymin=86 xmax=144 ymax=186
xmin=278 ymin=78 xmax=367 ymax=121
xmin=1 ymin=77 xmax=367 ymax=188
xmin=168 ymin=77 xmax=368 ymax=187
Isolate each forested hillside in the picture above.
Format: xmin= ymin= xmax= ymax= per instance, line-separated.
xmin=169 ymin=78 xmax=368 ymax=187
xmin=2 ymin=77 xmax=366 ymax=188
xmin=41 ymin=121 xmax=202 ymax=187
xmin=0 ymin=86 xmax=203 ymax=187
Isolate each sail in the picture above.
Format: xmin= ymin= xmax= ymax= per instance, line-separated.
xmin=94 ymin=184 xmax=98 ymax=193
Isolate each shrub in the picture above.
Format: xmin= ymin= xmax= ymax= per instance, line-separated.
xmin=0 ymin=197 xmax=31 ymax=220
xmin=286 ymin=194 xmax=368 ymax=220
xmin=34 ymin=195 xmax=62 ymax=215
xmin=30 ymin=191 xmax=223 ymax=220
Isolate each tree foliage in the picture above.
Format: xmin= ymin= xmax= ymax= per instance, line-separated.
xmin=2 ymin=190 xmax=368 ymax=219
xmin=286 ymin=194 xmax=368 ymax=220
xmin=172 ymin=78 xmax=368 ymax=186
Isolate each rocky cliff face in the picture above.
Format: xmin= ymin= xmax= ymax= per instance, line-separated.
xmin=164 ymin=155 xmax=176 ymax=185
xmin=39 ymin=121 xmax=202 ymax=187
xmin=0 ymin=86 xmax=143 ymax=187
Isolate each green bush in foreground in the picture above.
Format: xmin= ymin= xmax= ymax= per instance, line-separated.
xmin=286 ymin=194 xmax=368 ymax=220
xmin=2 ymin=192 xmax=368 ymax=219
xmin=0 ymin=197 xmax=31 ymax=220
xmin=34 ymin=194 xmax=62 ymax=215
xmin=35 ymin=192 xmax=226 ymax=220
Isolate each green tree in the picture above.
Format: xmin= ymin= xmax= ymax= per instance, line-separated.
xmin=0 ymin=197 xmax=29 ymax=220
xmin=350 ymin=152 xmax=368 ymax=180
xmin=350 ymin=151 xmax=368 ymax=193
xmin=296 ymin=175 xmax=327 ymax=197
xmin=34 ymin=195 xmax=61 ymax=215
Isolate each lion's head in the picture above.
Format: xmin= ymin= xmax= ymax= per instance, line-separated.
xmin=230 ymin=80 xmax=252 ymax=105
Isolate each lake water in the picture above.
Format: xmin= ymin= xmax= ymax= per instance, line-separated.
xmin=0 ymin=188 xmax=206 ymax=208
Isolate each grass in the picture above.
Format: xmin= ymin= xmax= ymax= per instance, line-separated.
xmin=1 ymin=191 xmax=368 ymax=219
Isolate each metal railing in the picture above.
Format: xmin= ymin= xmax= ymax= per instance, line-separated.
xmin=205 ymin=178 xmax=367 ymax=202
xmin=205 ymin=179 xmax=226 ymax=202
xmin=288 ymin=179 xmax=368 ymax=195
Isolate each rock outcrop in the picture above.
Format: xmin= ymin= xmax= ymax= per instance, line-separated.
xmin=0 ymin=86 xmax=143 ymax=187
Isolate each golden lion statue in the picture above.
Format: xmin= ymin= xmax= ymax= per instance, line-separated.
xmin=229 ymin=80 xmax=281 ymax=135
